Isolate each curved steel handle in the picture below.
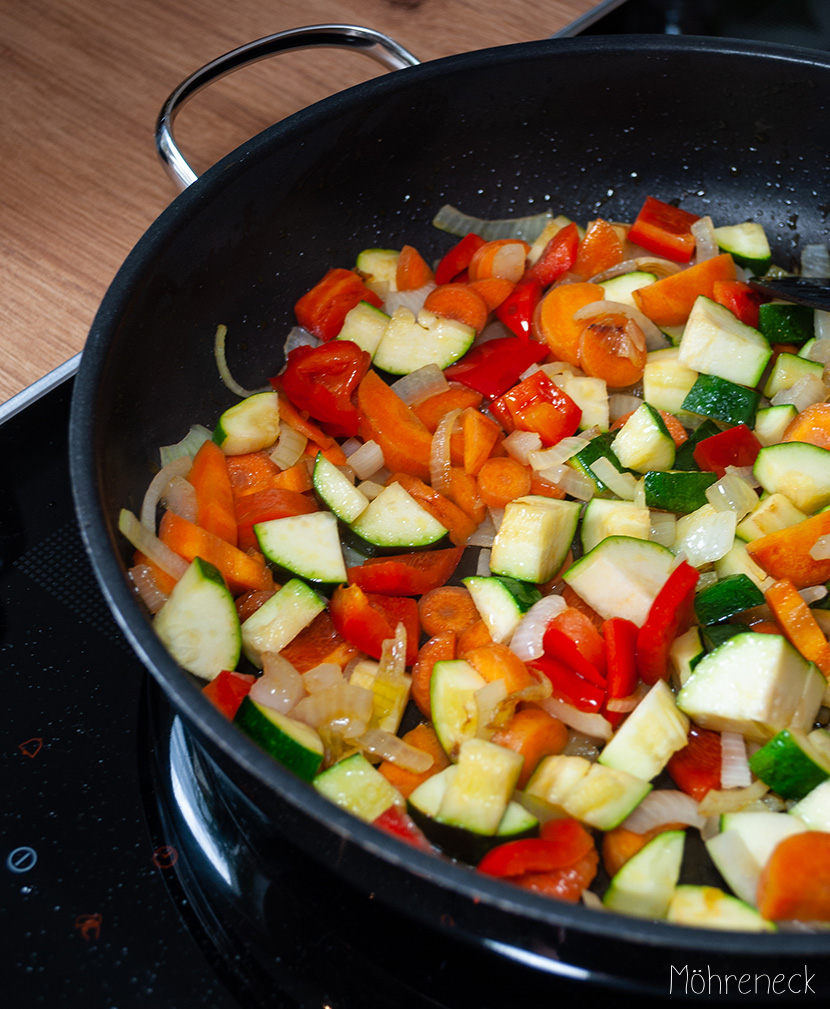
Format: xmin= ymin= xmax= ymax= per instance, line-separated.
xmin=156 ymin=24 xmax=421 ymax=190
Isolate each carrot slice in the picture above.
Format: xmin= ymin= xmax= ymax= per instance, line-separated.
xmin=476 ymin=456 xmax=532 ymax=508
xmin=461 ymin=406 xmax=502 ymax=475
xmin=387 ymin=472 xmax=478 ymax=546
xmin=456 ymin=617 xmax=492 ymax=653
xmin=764 ymin=578 xmax=830 ymax=676
xmin=577 ymin=312 xmax=647 ymax=388
xmin=396 ymin=244 xmax=434 ymax=291
xmin=781 ymin=402 xmax=830 ymax=450
xmin=632 ymin=252 xmax=736 ymax=327
xmin=411 ymin=630 xmax=456 ymax=717
xmin=462 ymin=642 xmax=534 ymax=694
xmin=746 ymin=510 xmax=830 ymax=588
xmin=412 ymin=385 xmax=483 ymax=432
xmin=418 ymin=584 xmax=480 ymax=637
xmin=158 ymin=510 xmax=273 ymax=595
xmin=491 ymin=706 xmax=568 ymax=789
xmin=378 ymin=723 xmax=451 ymax=798
xmin=468 ymin=276 xmax=516 ymax=311
xmin=356 ymin=370 xmax=434 ymax=481
xmin=533 ymin=281 xmax=604 ymax=367
xmin=468 ymin=239 xmax=530 ymax=283
xmin=423 ymin=283 xmax=489 ymax=334
xmin=573 ymin=218 xmax=624 ymax=279
xmin=757 ymin=831 xmax=830 ymax=921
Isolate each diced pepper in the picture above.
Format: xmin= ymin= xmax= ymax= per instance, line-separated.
xmin=347 ymin=547 xmax=464 ymax=596
xmin=490 ymin=370 xmax=582 ymax=447
xmin=628 ymin=196 xmax=700 ymax=263
xmin=712 ymin=279 xmax=767 ymax=329
xmin=495 ymin=278 xmax=542 ymax=340
xmin=279 ymin=340 xmax=371 ymax=438
xmin=524 ymin=221 xmax=580 ymax=286
xmin=603 ymin=617 xmax=640 ymax=699
xmin=667 ymin=725 xmax=722 ymax=800
xmin=530 ymin=654 xmax=605 ymax=712
xmin=636 ymin=560 xmax=699 ymax=684
xmin=295 ymin=268 xmax=383 ymax=341
xmin=434 ymin=233 xmax=486 ymax=285
xmin=201 ymin=669 xmax=256 ymax=720
xmin=373 ymin=805 xmax=434 ymax=852
xmin=692 ymin=423 xmax=762 ymax=478
xmin=478 ymin=818 xmax=594 ymax=877
xmin=443 ymin=336 xmax=549 ymax=399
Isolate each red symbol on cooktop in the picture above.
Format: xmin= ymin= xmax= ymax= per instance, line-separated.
xmin=18 ymin=738 xmax=43 ymax=759
xmin=74 ymin=913 xmax=102 ymax=942
xmin=152 ymin=845 xmax=179 ymax=870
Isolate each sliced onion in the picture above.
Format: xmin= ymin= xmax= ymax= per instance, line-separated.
xmin=673 ymin=505 xmax=736 ymax=567
xmin=140 ymin=456 xmax=192 ymax=530
xmin=159 ymin=424 xmax=212 ymax=467
xmin=476 ymin=548 xmax=491 ymax=575
xmin=589 ymin=256 xmax=682 ymax=282
xmin=503 ymin=429 xmax=543 ymax=464
xmin=214 ymin=324 xmax=270 ymax=398
xmin=620 ymin=790 xmax=707 ymax=833
xmin=804 ymin=336 xmax=830 ymax=364
xmin=572 ymin=299 xmax=667 ymax=351
xmin=802 ymin=243 xmax=830 ymax=278
xmin=378 ymin=622 xmax=408 ymax=681
xmin=430 ymin=408 xmax=462 ymax=495
xmin=475 ymin=678 xmax=509 ymax=736
xmin=490 ymin=242 xmax=529 ymax=283
xmin=605 ymin=681 xmax=650 ymax=713
xmin=537 ymin=696 xmax=613 ymax=741
xmin=800 ymin=584 xmax=828 ymax=605
xmin=562 ymin=730 xmax=600 ymax=761
xmin=772 ymin=374 xmax=827 ymax=411
xmin=698 ymin=778 xmax=769 ymax=816
xmin=432 ymin=204 xmax=553 ymax=242
xmin=527 ymin=434 xmax=593 ymax=471
xmin=291 ymin=681 xmax=374 ymax=736
xmin=467 ymin=514 xmax=497 ymax=548
xmin=250 ymin=652 xmax=305 ymax=713
xmin=810 ymin=535 xmax=830 ymax=561
xmin=536 ymin=464 xmax=596 ymax=501
xmin=348 ymin=439 xmax=385 ymax=481
xmin=510 ymin=593 xmax=568 ymax=660
xmin=692 ymin=215 xmax=718 ymax=262
xmin=270 ymin=425 xmax=308 ymax=470
xmin=161 ymin=474 xmax=197 ymax=523
xmin=303 ymin=663 xmax=344 ymax=693
xmin=128 ymin=563 xmax=169 ymax=614
xmin=284 ymin=325 xmax=320 ymax=356
xmin=589 ymin=456 xmax=638 ymax=500
xmin=385 ymin=286 xmax=435 ymax=316
xmin=350 ymin=727 xmax=433 ymax=772
xmin=720 ymin=731 xmax=752 ymax=789
xmin=705 ymin=469 xmax=759 ymax=520
xmin=649 ymin=509 xmax=677 ymax=547
xmin=609 ymin=392 xmax=643 ymax=423
xmin=118 ymin=508 xmax=188 ymax=581
xmin=390 ymin=364 xmax=448 ymax=405
xmin=357 ymin=479 xmax=385 ymax=500
xmin=816 ymin=313 xmax=830 ymax=342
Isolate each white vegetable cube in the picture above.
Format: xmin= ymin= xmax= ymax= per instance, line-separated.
xmin=642 ymin=347 xmax=699 ymax=415
xmin=677 ymin=296 xmax=771 ymax=387
xmin=559 ymin=375 xmax=610 ymax=431
xmin=489 ymin=495 xmax=581 ymax=584
xmin=599 ymin=680 xmax=690 ymax=781
xmin=676 ymin=632 xmax=825 ymax=742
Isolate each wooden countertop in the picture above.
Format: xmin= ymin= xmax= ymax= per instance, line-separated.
xmin=0 ymin=0 xmax=596 ymax=406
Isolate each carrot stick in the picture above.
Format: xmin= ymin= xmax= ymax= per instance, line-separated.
xmin=412 ymin=385 xmax=483 ymax=432
xmin=410 ymin=630 xmax=456 ymax=716
xmin=387 ymin=472 xmax=479 ymax=546
xmin=188 ymin=439 xmax=238 ymax=546
xmin=632 ymin=252 xmax=736 ymax=327
xmin=271 ymin=460 xmax=313 ymax=492
xmin=467 ymin=239 xmax=530 ymax=283
xmin=418 ymin=584 xmax=480 ymax=637
xmin=534 ymin=281 xmax=604 ymax=366
xmin=377 ymin=723 xmax=451 ymax=798
xmin=234 ymin=487 xmax=319 ymax=552
xmin=746 ymin=510 xmax=830 ymax=588
xmin=782 ymin=402 xmax=830 ymax=450
xmin=396 ymin=244 xmax=435 ymax=291
xmin=757 ymin=831 xmax=830 ymax=921
xmin=226 ymin=451 xmax=282 ymax=497
xmin=423 ymin=283 xmax=489 ymax=334
xmin=159 ymin=510 xmax=274 ymax=595
xmin=573 ymin=218 xmax=624 ymax=279
xmin=356 ymin=371 xmax=434 ymax=481
xmin=133 ymin=552 xmax=178 ymax=595
xmin=461 ymin=642 xmax=534 ymax=694
xmin=491 ymin=706 xmax=568 ymax=789
xmin=468 ymin=276 xmax=516 ymax=311
xmin=764 ymin=578 xmax=830 ymax=676
xmin=577 ymin=312 xmax=647 ymax=388
xmin=445 ymin=467 xmax=486 ymax=525
xmin=456 ymin=617 xmax=493 ymax=653
xmin=476 ymin=456 xmax=532 ymax=508
xmin=461 ymin=407 xmax=502 ymax=475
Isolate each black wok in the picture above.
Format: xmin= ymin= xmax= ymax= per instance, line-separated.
xmin=70 ymin=27 xmax=830 ymax=999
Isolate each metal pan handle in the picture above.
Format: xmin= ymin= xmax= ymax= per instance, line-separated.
xmin=156 ymin=24 xmax=421 ymax=190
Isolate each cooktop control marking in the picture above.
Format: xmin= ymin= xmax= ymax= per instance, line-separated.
xmin=6 ymin=846 xmax=37 ymax=873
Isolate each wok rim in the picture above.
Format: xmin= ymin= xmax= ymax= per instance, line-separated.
xmin=70 ymin=32 xmax=830 ymax=964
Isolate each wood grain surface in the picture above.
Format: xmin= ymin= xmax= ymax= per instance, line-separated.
xmin=0 ymin=0 xmax=595 ymax=405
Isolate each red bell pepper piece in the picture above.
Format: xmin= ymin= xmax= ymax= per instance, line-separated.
xmin=372 ymin=805 xmax=434 ymax=852
xmin=545 ymin=606 xmax=607 ymax=676
xmin=279 ymin=340 xmax=371 ymax=438
xmin=434 ymin=232 xmax=486 ymax=285
xmin=346 ymin=547 xmax=463 ymax=596
xmin=602 ymin=617 xmax=640 ymax=698
xmin=524 ymin=221 xmax=580 ymax=287
xmin=541 ymin=626 xmax=606 ymax=687
xmin=294 ymin=268 xmax=383 ymax=342
xmin=494 ymin=278 xmax=542 ymax=340
xmin=667 ymin=724 xmax=722 ymax=800
xmin=530 ymin=654 xmax=605 ymax=712
xmin=443 ymin=335 xmax=549 ymax=399
xmin=628 ymin=196 xmax=700 ymax=263
xmin=477 ymin=817 xmax=594 ymax=877
xmin=329 ymin=584 xmax=420 ymax=664
xmin=202 ymin=669 xmax=256 ymax=720
xmin=636 ymin=561 xmax=700 ymax=685
xmin=490 ymin=370 xmax=582 ymax=446
xmin=712 ymin=279 xmax=767 ymax=329
xmin=692 ymin=422 xmax=762 ymax=478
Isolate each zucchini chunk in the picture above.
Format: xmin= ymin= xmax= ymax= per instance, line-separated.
xmin=255 ymin=510 xmax=347 ymax=586
xmin=234 ymin=697 xmax=324 ymax=782
xmin=213 ymin=390 xmax=281 ymax=455
xmin=489 ymin=495 xmax=581 ymax=584
xmin=240 ymin=578 xmax=326 ymax=667
xmin=667 ymin=886 xmax=775 ymax=931
xmin=313 ymin=752 xmax=404 ymax=822
xmin=372 ymin=307 xmax=475 ymax=375
xmin=349 ymin=481 xmax=448 ymax=553
xmin=678 ymin=295 xmax=771 ymax=387
xmin=603 ymin=829 xmax=685 ymax=919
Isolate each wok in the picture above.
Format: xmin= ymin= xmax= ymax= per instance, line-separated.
xmin=70 ymin=25 xmax=830 ymax=998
